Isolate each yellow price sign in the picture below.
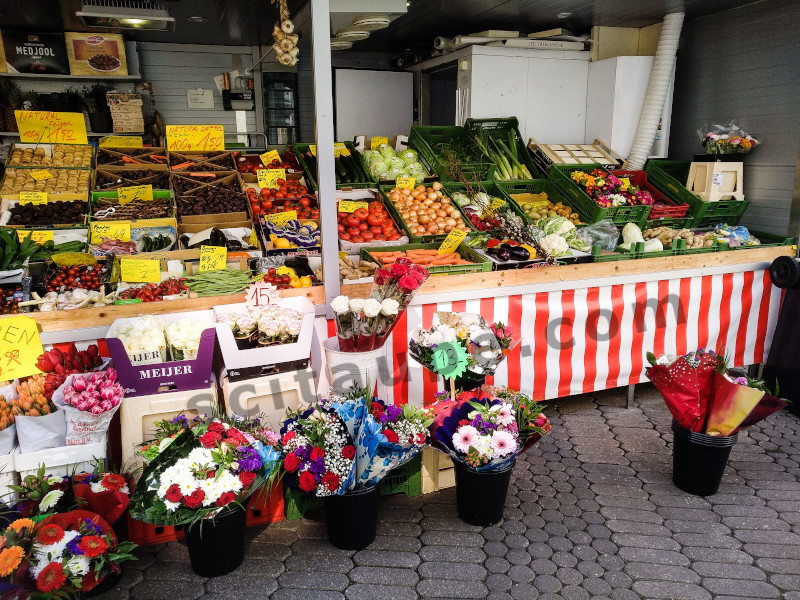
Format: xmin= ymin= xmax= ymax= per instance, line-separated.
xmin=199 ymin=245 xmax=228 ymax=272
xmin=248 ymin=229 xmax=259 ymax=248
xmin=117 ymin=185 xmax=154 ymax=205
xmin=308 ymin=145 xmax=316 ymax=156
xmin=121 ymin=259 xmax=161 ymax=283
xmin=264 ymin=210 xmax=297 ymax=227
xmin=14 ymin=111 xmax=88 ymax=145
xmin=260 ymin=150 xmax=281 ymax=165
xmin=19 ymin=192 xmax=47 ymax=206
xmin=165 ymin=125 xmax=225 ymax=152
xmin=438 ymin=228 xmax=468 ymax=255
xmin=334 ymin=143 xmax=350 ymax=157
xmin=0 ymin=316 xmax=44 ymax=379
xmin=257 ymin=168 xmax=285 ymax=189
xmin=338 ymin=200 xmax=368 ymax=214
xmin=489 ymin=197 xmax=506 ymax=210
xmin=52 ymin=252 xmax=96 ymax=266
xmin=91 ymin=221 xmax=131 ymax=243
xmin=396 ymin=176 xmax=415 ymax=190
xmin=370 ymin=136 xmax=389 ymax=150
xmin=99 ymin=136 xmax=143 ymax=148
xmin=30 ymin=170 xmax=52 ymax=182
xmin=17 ymin=230 xmax=54 ymax=244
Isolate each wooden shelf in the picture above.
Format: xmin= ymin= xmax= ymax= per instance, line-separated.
xmin=0 ymin=131 xmax=145 ymax=137
xmin=0 ymin=73 xmax=141 ymax=81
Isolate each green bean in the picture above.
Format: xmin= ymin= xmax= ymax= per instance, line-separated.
xmin=185 ymin=269 xmax=258 ymax=297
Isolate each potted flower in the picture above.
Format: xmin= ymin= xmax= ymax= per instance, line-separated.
xmin=429 ymin=386 xmax=550 ymax=526
xmin=129 ymin=416 xmax=280 ymax=577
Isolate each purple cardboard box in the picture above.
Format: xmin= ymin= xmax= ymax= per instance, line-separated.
xmin=105 ymin=310 xmax=216 ymax=397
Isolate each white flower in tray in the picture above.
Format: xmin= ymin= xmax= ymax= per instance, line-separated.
xmin=166 ymin=319 xmax=207 ymax=361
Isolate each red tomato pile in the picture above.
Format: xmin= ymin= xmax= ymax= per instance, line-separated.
xmin=337 ymin=201 xmax=401 ymax=243
xmin=262 ymin=158 xmax=292 ymax=170
xmin=119 ymin=278 xmax=188 ymax=302
xmin=248 ymin=181 xmax=319 ymax=219
xmin=263 ymin=268 xmax=293 ymax=290
xmin=47 ymin=265 xmax=103 ymax=292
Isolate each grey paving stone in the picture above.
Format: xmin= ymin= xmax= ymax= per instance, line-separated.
xmin=416 ymin=579 xmax=488 ymax=598
xmin=285 ymin=554 xmax=352 ymax=572
xmin=756 ymin=558 xmax=800 ymax=574
xmin=420 ymin=517 xmax=481 ymax=532
xmin=702 ymin=578 xmax=782 ymax=598
xmin=205 ymin=575 xmax=278 ymax=598
xmin=610 ymin=589 xmax=641 ymax=600
xmin=130 ymin=581 xmax=205 ymax=600
xmin=606 ymin=520 xmax=672 ymax=536
xmin=692 ymin=562 xmax=768 ymax=580
xmin=547 ymin=536 xmax=573 ymax=552
xmin=272 ymin=590 xmax=344 ymax=600
xmin=506 ymin=549 xmax=532 ymax=566
xmin=664 ymin=520 xmax=732 ymax=535
xmin=603 ymin=570 xmax=632 ymax=589
xmin=682 ymin=547 xmax=755 ymax=564
xmin=420 ymin=530 xmax=485 ymax=547
xmin=617 ymin=547 xmax=690 ymax=566
xmin=611 ymin=533 xmax=681 ymax=551
xmin=552 ymin=551 xmax=578 ymax=568
xmin=529 ymin=558 xmax=558 ymax=575
xmin=599 ymin=507 xmax=662 ymax=523
xmin=366 ymin=535 xmax=422 ymax=552
xmin=143 ymin=562 xmax=207 ymax=582
xmin=509 ymin=565 xmax=537 ymax=583
xmin=418 ymin=546 xmax=486 ymax=563
xmin=376 ymin=521 xmax=422 ymax=537
xmin=582 ymin=576 xmax=613 ymax=596
xmin=556 ymin=567 xmax=584 ymax=585
xmin=772 ymin=574 xmax=800 ymax=591
xmin=290 ymin=539 xmax=356 ymax=557
xmin=631 ymin=581 xmax=712 ymax=600
xmin=594 ymin=496 xmax=656 ymax=511
xmin=279 ymin=571 xmax=350 ymax=591
xmin=591 ymin=539 xmax=618 ymax=555
xmin=744 ymin=543 xmax=800 ymax=558
xmin=345 ymin=584 xmax=417 ymax=600
xmin=484 ymin=541 xmax=510 ymax=556
xmin=483 ymin=526 xmax=507 ymax=541
xmin=576 ymin=560 xmax=603 ymax=579
xmin=673 ymin=532 xmax=742 ymax=548
xmin=509 ymin=583 xmax=539 ymax=600
xmin=419 ymin=561 xmax=486 ymax=581
xmin=486 ymin=573 xmax=514 ymax=592
xmin=527 ymin=543 xmax=553 ymax=559
xmin=625 ymin=562 xmax=701 ymax=583
xmin=486 ymin=556 xmax=512 ymax=573
xmin=350 ymin=566 xmax=419 ymax=586
xmin=533 ymin=574 xmax=562 ymax=593
xmin=560 ymin=584 xmax=590 ymax=600
xmin=354 ymin=549 xmax=421 ymax=569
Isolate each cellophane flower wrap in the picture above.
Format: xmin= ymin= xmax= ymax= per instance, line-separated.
xmin=72 ymin=469 xmax=132 ymax=525
xmin=429 ymin=386 xmax=550 ymax=472
xmin=165 ymin=319 xmax=206 ymax=360
xmin=699 ymin=121 xmax=758 ymax=154
xmin=279 ymin=405 xmax=357 ymax=497
xmin=129 ymin=416 xmax=279 ymax=526
xmin=20 ymin=510 xmax=136 ymax=595
xmin=647 ymin=350 xmax=787 ymax=435
xmin=324 ymin=385 xmax=432 ymax=488
xmin=368 ymin=262 xmax=429 ymax=349
xmin=409 ymin=311 xmax=514 ymax=377
xmin=331 ymin=295 xmax=356 ymax=352
xmin=51 ymin=369 xmax=124 ymax=446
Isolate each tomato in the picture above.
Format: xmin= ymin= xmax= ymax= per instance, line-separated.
xmin=261 ymin=200 xmax=273 ymax=210
xmin=339 ymin=233 xmax=350 ymax=241
xmin=275 ymin=192 xmax=285 ymax=199
xmin=369 ymin=201 xmax=383 ymax=212
xmin=358 ymin=222 xmax=368 ymax=231
xmin=351 ymin=236 xmax=364 ymax=243
xmin=388 ymin=234 xmax=401 ymax=241
xmin=337 ymin=211 xmax=348 ymax=220
xmin=299 ymin=198 xmax=310 ymax=207
xmin=354 ymin=207 xmax=369 ymax=221
xmin=277 ymin=179 xmax=286 ymax=186
xmin=370 ymin=226 xmax=383 ymax=235
xmin=337 ymin=224 xmax=346 ymax=233
xmin=361 ymin=231 xmax=374 ymax=241
xmin=346 ymin=227 xmax=360 ymax=237
xmin=345 ymin=215 xmax=360 ymax=229
xmin=367 ymin=214 xmax=384 ymax=227
xmin=382 ymin=226 xmax=395 ymax=235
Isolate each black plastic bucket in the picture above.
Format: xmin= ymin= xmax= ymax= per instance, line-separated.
xmin=454 ymin=459 xmax=515 ymax=526
xmin=671 ymin=419 xmax=738 ymax=496
xmin=184 ymin=505 xmax=246 ymax=577
xmin=325 ymin=486 xmax=380 ymax=550
xmin=443 ymin=371 xmax=486 ymax=392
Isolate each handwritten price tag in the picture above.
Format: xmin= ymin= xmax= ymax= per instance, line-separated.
xmin=258 ymin=168 xmax=285 ymax=189
xmin=370 ymin=136 xmax=389 ymax=150
xmin=308 ymin=145 xmax=316 ymax=156
xmin=396 ymin=176 xmax=415 ymax=190
xmin=199 ymin=245 xmax=227 ymax=272
xmin=264 ymin=210 xmax=297 ymax=227
xmin=166 ymin=125 xmax=225 ymax=152
xmin=19 ymin=192 xmax=47 ymax=206
xmin=245 ymin=281 xmax=279 ymax=308
xmin=91 ymin=221 xmax=131 ymax=243
xmin=121 ymin=259 xmax=161 ymax=283
xmin=30 ymin=170 xmax=52 ymax=182
xmin=15 ymin=111 xmax=88 ymax=145
xmin=118 ymin=185 xmax=154 ymax=205
xmin=52 ymin=253 xmax=96 ymax=266
xmin=489 ymin=197 xmax=506 ymax=210
xmin=334 ymin=143 xmax=350 ymax=157
xmin=0 ymin=316 xmax=44 ymax=379
xmin=17 ymin=230 xmax=54 ymax=244
xmin=260 ymin=149 xmax=281 ymax=165
xmin=338 ymin=200 xmax=368 ymax=213
xmin=431 ymin=340 xmax=469 ymax=380
xmin=99 ymin=136 xmax=143 ymax=148
xmin=438 ymin=228 xmax=467 ymax=255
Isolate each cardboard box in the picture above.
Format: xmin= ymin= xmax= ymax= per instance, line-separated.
xmin=65 ymin=31 xmax=128 ymax=76
xmin=214 ymin=298 xmax=315 ymax=370
xmin=1 ymin=31 xmax=69 ymax=74
xmin=6 ymin=143 xmax=95 ymax=169
xmin=222 ymin=367 xmax=314 ymax=430
xmin=106 ymin=310 xmax=216 ymax=397
xmin=0 ymin=197 xmax=89 ymax=228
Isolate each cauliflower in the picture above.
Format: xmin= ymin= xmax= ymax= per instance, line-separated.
xmin=539 ymin=234 xmax=570 ymax=257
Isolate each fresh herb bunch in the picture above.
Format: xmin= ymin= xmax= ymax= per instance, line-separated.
xmin=0 ymin=229 xmax=43 ymax=270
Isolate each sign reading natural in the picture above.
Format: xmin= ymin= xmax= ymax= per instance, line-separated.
xmin=14 ymin=111 xmax=88 ymax=145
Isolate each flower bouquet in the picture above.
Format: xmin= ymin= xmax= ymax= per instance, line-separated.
xmin=1 ymin=510 xmax=137 ymax=597
xmin=165 ymin=319 xmax=207 ymax=361
xmin=9 ymin=466 xmax=74 ymax=518
xmin=570 ymin=169 xmax=655 ymax=208
xmin=72 ymin=467 xmax=133 ymax=526
xmin=699 ymin=122 xmax=758 ymax=155
xmin=428 ymin=386 xmax=550 ymax=525
xmin=217 ymin=304 xmax=304 ymax=351
xmin=109 ymin=315 xmax=168 ymax=365
xmin=52 ymin=369 xmax=124 ymax=446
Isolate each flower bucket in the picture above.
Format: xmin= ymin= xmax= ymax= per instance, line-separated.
xmin=454 ymin=459 xmax=515 ymax=526
xmin=184 ymin=504 xmax=246 ymax=577
xmin=323 ymin=337 xmax=383 ymax=390
xmin=671 ymin=419 xmax=737 ymax=496
xmin=444 ymin=371 xmax=486 ymax=393
xmin=325 ymin=485 xmax=379 ymax=550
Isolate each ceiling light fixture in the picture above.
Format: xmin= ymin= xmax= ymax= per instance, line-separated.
xmin=352 ymin=15 xmax=391 ymax=31
xmin=557 ymin=12 xmax=572 ymax=18
xmin=187 ymin=15 xmax=207 ymax=23
xmin=335 ymin=28 xmax=370 ymax=41
xmin=76 ymin=0 xmax=176 ymax=31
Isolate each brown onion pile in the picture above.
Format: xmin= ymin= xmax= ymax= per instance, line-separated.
xmin=386 ymin=182 xmax=470 ymax=237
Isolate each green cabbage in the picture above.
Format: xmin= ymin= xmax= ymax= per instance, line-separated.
xmin=397 ymin=148 xmax=418 ymax=165
xmin=378 ymin=144 xmax=396 ymax=160
xmin=369 ymin=161 xmax=388 ymax=178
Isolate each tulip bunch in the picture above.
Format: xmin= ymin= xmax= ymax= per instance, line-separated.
xmin=62 ymin=370 xmax=123 ymax=415
xmin=36 ymin=344 xmax=104 ymax=401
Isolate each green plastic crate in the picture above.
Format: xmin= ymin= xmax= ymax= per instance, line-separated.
xmin=378 ymin=184 xmax=479 ymax=243
xmin=494 ymin=179 xmax=590 ymax=225
xmin=732 ymin=230 xmax=794 ymax=250
xmin=548 ymin=165 xmax=652 ymax=227
xmin=441 ymin=181 xmax=532 ymax=233
xmin=408 ymin=125 xmax=496 ymax=182
xmin=643 ymin=215 xmax=695 ymax=230
xmin=593 ymin=240 xmax=681 ymax=262
xmin=294 ymin=141 xmax=370 ymax=190
xmin=591 ymin=245 xmax=636 ymax=263
xmin=644 ymin=160 xmax=750 ymax=228
xmin=361 ymin=242 xmax=492 ymax=276
xmin=464 ymin=117 xmax=541 ymax=180
xmin=283 ymin=455 xmax=422 ymax=520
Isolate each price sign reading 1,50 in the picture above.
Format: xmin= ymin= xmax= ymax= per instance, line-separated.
xmin=165 ymin=125 xmax=225 ymax=152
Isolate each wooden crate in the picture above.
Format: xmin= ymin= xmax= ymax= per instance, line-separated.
xmin=421 ymin=447 xmax=456 ymax=494
xmin=120 ymin=382 xmax=218 ymax=468
xmin=222 ymin=367 xmax=314 ymax=431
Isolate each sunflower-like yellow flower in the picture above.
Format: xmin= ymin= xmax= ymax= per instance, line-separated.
xmin=8 ymin=519 xmax=35 ymax=534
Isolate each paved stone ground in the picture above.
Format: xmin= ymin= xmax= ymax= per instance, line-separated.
xmin=97 ymin=384 xmax=800 ymax=600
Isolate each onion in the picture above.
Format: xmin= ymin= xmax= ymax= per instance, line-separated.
xmin=401 ymin=211 xmax=410 ymax=220
xmin=444 ymin=205 xmax=454 ymax=215
xmin=445 ymin=217 xmax=456 ymax=227
xmin=444 ymin=225 xmax=453 ymax=233
xmin=415 ymin=185 xmax=426 ymax=194
xmin=432 ymin=181 xmax=443 ymax=191
xmin=427 ymin=192 xmax=437 ymax=201
xmin=418 ymin=214 xmax=430 ymax=224
xmin=427 ymin=223 xmax=439 ymax=234
xmin=437 ymin=209 xmax=447 ymax=218
xmin=431 ymin=202 xmax=441 ymax=210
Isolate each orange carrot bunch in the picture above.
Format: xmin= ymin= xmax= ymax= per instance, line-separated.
xmin=369 ymin=249 xmax=474 ymax=267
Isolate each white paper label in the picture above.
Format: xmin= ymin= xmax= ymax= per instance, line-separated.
xmin=711 ymin=173 xmax=723 ymax=186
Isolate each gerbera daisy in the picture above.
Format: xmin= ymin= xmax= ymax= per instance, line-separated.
xmin=36 ymin=562 xmax=66 ymax=593
xmin=495 ymin=403 xmax=514 ymax=426
xmin=78 ymin=535 xmax=109 ymax=559
xmin=100 ymin=473 xmax=128 ymax=491
xmin=36 ymin=524 xmax=65 ymax=545
xmin=8 ymin=518 xmax=35 ymax=533
xmin=0 ymin=546 xmax=24 ymax=577
xmin=490 ymin=430 xmax=518 ymax=457
xmin=452 ymin=425 xmax=479 ymax=453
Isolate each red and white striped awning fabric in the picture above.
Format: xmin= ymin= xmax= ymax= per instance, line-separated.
xmin=325 ymin=268 xmax=782 ymax=407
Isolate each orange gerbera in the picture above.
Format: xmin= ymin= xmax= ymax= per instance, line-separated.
xmin=8 ymin=518 xmax=35 ymax=533
xmin=0 ymin=546 xmax=24 ymax=577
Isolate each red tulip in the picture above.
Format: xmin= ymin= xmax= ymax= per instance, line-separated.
xmin=36 ymin=355 xmax=55 ymax=373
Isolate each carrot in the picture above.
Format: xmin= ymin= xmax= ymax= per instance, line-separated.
xmin=406 ymin=249 xmax=438 ymax=256
xmin=370 ymin=251 xmax=400 ymax=258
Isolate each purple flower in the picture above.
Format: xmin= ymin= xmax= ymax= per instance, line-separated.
xmin=386 ymin=405 xmax=402 ymax=422
xmin=295 ymin=444 xmax=311 ymax=460
xmin=170 ymin=415 xmax=189 ymax=427
xmin=379 ymin=413 xmax=389 ymax=424
xmin=237 ymin=446 xmax=263 ymax=472
xmin=67 ymin=537 xmax=84 ymax=556
xmin=307 ymin=458 xmax=326 ymax=478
